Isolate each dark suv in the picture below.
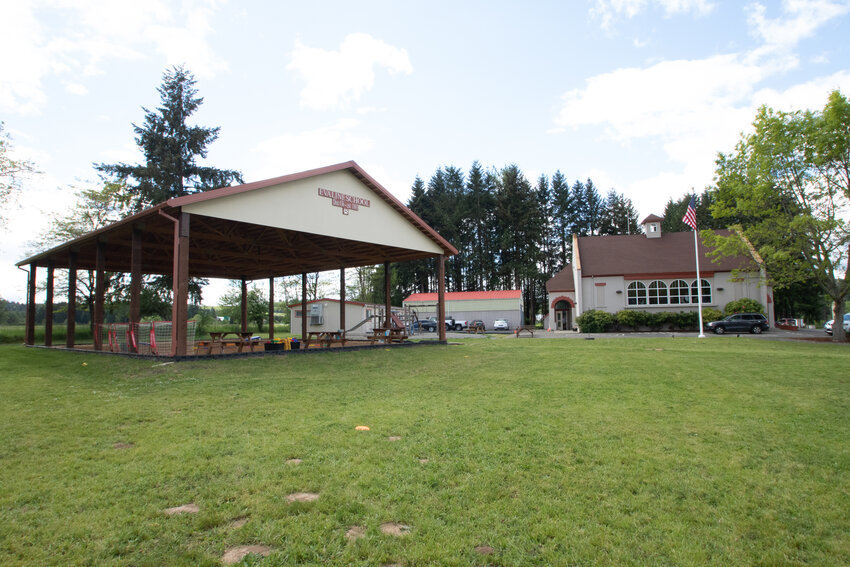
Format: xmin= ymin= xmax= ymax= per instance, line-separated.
xmin=706 ymin=313 xmax=769 ymax=334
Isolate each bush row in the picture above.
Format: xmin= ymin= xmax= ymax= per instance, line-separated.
xmin=576 ymin=308 xmax=725 ymax=333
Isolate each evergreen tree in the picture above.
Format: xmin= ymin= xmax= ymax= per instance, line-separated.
xmin=550 ymin=170 xmax=574 ymax=268
xmin=599 ymin=189 xmax=641 ymax=235
xmin=661 ymin=189 xmax=718 ymax=232
xmin=96 ymin=65 xmax=243 ymax=210
xmin=465 ymin=161 xmax=496 ymax=290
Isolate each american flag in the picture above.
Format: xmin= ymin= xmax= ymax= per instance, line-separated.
xmin=682 ymin=197 xmax=698 ymax=230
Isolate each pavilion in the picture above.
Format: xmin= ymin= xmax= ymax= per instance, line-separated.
xmin=16 ymin=161 xmax=457 ymax=356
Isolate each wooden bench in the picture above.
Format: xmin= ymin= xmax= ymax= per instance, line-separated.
xmin=466 ymin=324 xmax=485 ymax=334
xmin=515 ymin=326 xmax=535 ymax=338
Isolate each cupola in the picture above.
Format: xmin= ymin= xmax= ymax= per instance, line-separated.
xmin=641 ymin=214 xmax=663 ymax=238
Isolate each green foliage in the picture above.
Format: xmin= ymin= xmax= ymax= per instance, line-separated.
xmin=646 ymin=311 xmax=677 ymax=331
xmin=701 ymin=307 xmax=724 ymax=323
xmin=95 ymin=65 xmax=243 ymax=210
xmin=576 ymin=309 xmax=614 ymax=333
xmin=0 ymin=122 xmax=38 ymax=228
xmin=615 ymin=309 xmax=647 ymax=331
xmin=710 ymin=89 xmax=850 ymax=341
xmin=724 ymin=298 xmax=765 ymax=315
xmin=219 ymin=282 xmax=268 ymax=331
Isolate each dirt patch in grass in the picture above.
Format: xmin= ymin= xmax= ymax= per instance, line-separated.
xmin=229 ymin=516 xmax=248 ymax=529
xmin=221 ymin=545 xmax=272 ymax=564
xmin=286 ymin=492 xmax=319 ymax=503
xmin=164 ymin=503 xmax=198 ymax=515
xmin=285 ymin=458 xmax=302 ymax=464
xmin=113 ymin=442 xmax=134 ymax=449
xmin=475 ymin=545 xmax=494 ymax=555
xmin=345 ymin=525 xmax=366 ymax=540
xmin=380 ymin=522 xmax=410 ymax=536
xmin=388 ymin=436 xmax=401 ymax=441
xmin=418 ymin=457 xmax=429 ymax=464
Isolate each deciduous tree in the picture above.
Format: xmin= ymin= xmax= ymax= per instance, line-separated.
xmin=709 ymin=90 xmax=850 ymax=341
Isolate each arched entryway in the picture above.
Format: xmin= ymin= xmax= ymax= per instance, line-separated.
xmin=551 ymin=297 xmax=574 ymax=330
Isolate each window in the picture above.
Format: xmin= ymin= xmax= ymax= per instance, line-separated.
xmin=627 ymin=281 xmax=647 ymax=305
xmin=295 ymin=310 xmax=303 ymax=317
xmin=648 ymin=281 xmax=668 ymax=305
xmin=690 ymin=279 xmax=712 ymax=304
xmin=669 ymin=280 xmax=689 ymax=304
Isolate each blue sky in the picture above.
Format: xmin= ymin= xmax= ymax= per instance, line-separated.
xmin=2 ymin=0 xmax=849 ymax=303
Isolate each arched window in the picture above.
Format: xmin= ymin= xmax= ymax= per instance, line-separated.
xmin=648 ymin=281 xmax=668 ymax=305
xmin=690 ymin=279 xmax=712 ymax=304
xmin=555 ymin=300 xmax=569 ymax=310
xmin=627 ymin=281 xmax=647 ymax=305
xmin=670 ymin=280 xmax=690 ymax=304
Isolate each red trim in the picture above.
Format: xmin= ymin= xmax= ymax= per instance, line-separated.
xmin=623 ymin=272 xmax=715 ymax=280
xmin=290 ymin=297 xmax=367 ymax=308
xmin=405 ymin=290 xmax=522 ymax=302
xmin=594 ymin=282 xmax=606 ymax=286
xmin=550 ymin=296 xmax=575 ymax=309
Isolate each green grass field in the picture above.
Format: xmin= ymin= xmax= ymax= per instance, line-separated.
xmin=1 ymin=338 xmax=848 ymax=566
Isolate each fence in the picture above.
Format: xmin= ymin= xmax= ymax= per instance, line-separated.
xmin=98 ymin=320 xmax=197 ymax=355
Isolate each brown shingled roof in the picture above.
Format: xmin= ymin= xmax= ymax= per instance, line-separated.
xmin=546 ymin=264 xmax=575 ymax=292
xmin=575 ymin=230 xmax=757 ymax=278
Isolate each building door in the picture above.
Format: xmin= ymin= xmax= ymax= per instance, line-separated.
xmin=554 ymin=300 xmax=571 ymax=330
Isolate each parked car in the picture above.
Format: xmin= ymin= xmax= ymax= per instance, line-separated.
xmin=824 ymin=314 xmax=850 ymax=335
xmin=418 ymin=317 xmax=438 ymax=332
xmin=705 ymin=313 xmax=770 ymax=334
xmin=445 ymin=317 xmax=467 ymax=331
xmin=469 ymin=319 xmax=485 ymax=330
xmin=493 ymin=319 xmax=510 ymax=331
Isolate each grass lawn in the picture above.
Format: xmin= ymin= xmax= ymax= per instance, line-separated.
xmin=1 ymin=338 xmax=848 ymax=566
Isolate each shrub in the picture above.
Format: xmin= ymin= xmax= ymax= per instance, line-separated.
xmin=648 ymin=311 xmax=677 ymax=331
xmin=576 ymin=310 xmax=614 ymax=333
xmin=676 ymin=311 xmax=698 ymax=330
xmin=615 ymin=309 xmax=647 ymax=331
xmin=702 ymin=307 xmax=724 ymax=323
xmin=724 ymin=298 xmax=764 ymax=315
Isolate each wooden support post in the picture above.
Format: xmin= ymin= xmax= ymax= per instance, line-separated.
xmin=301 ymin=272 xmax=307 ymax=341
xmin=45 ymin=261 xmax=54 ymax=347
xmin=384 ymin=261 xmax=391 ymax=328
xmin=93 ymin=242 xmax=106 ymax=351
xmin=268 ymin=277 xmax=275 ymax=340
xmin=66 ymin=252 xmax=77 ymax=348
xmin=438 ymin=255 xmax=446 ymax=342
xmin=171 ymin=212 xmax=190 ymax=356
xmin=339 ymin=267 xmax=346 ymax=336
xmin=241 ymin=278 xmax=248 ymax=333
xmin=25 ymin=264 xmax=36 ymax=346
xmin=129 ymin=227 xmax=142 ymax=353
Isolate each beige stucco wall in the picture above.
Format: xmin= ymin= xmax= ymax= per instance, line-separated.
xmin=290 ymin=301 xmax=379 ymax=334
xmin=183 ymin=170 xmax=443 ymax=254
xmin=404 ymin=298 xmax=521 ymax=312
xmin=574 ymin=272 xmax=771 ymax=316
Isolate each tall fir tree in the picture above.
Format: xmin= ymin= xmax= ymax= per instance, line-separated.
xmin=96 ymin=65 xmax=243 ymax=211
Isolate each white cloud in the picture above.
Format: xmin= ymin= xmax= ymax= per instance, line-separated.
xmin=747 ymin=0 xmax=850 ymax=50
xmin=252 ymin=119 xmax=374 ymax=180
xmin=287 ymin=33 xmax=413 ymax=110
xmin=592 ymin=0 xmax=715 ymax=29
xmin=560 ymin=1 xmax=850 ymax=219
xmin=65 ymin=82 xmax=88 ymax=96
xmin=0 ymin=0 xmax=228 ymax=115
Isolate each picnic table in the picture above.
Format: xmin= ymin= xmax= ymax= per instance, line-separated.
xmin=368 ymin=327 xmax=407 ymax=344
xmin=196 ymin=332 xmax=262 ymax=355
xmin=515 ymin=326 xmax=535 ymax=338
xmin=304 ymin=330 xmax=345 ymax=349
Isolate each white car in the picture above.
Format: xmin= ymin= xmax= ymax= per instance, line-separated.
xmin=824 ymin=314 xmax=850 ymax=335
xmin=493 ymin=319 xmax=509 ymax=331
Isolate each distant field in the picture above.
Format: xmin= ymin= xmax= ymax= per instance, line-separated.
xmin=0 ymin=324 xmax=92 ymax=345
xmin=1 ymin=338 xmax=848 ymax=566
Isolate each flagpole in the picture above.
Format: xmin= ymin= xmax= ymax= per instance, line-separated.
xmin=693 ymin=228 xmax=705 ymax=338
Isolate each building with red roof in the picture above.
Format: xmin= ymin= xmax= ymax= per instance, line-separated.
xmin=403 ymin=290 xmax=523 ymax=330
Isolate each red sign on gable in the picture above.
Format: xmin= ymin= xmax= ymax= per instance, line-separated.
xmin=318 ymin=187 xmax=371 ymax=215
